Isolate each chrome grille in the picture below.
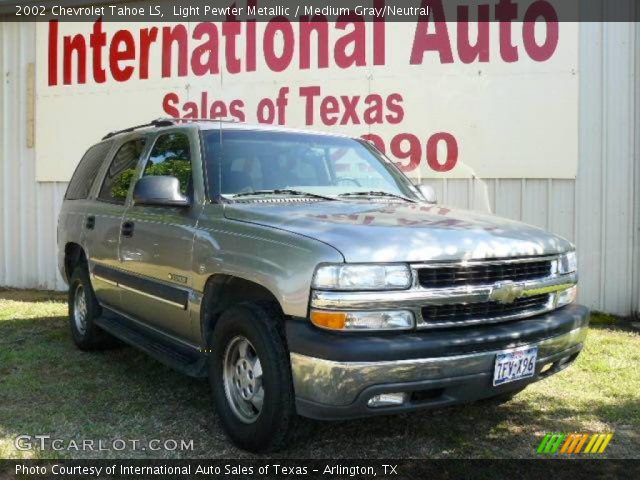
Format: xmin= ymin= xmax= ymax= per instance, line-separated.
xmin=421 ymin=294 xmax=550 ymax=326
xmin=417 ymin=258 xmax=552 ymax=289
xmin=311 ymin=254 xmax=576 ymax=331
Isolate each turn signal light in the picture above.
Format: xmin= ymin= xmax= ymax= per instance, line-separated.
xmin=310 ymin=310 xmax=347 ymax=330
xmin=310 ymin=309 xmax=414 ymax=331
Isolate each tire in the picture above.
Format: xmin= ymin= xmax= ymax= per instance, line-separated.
xmin=68 ymin=263 xmax=115 ymax=350
xmin=208 ymin=302 xmax=299 ymax=452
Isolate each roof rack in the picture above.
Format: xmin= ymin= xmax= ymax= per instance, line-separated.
xmin=170 ymin=117 xmax=241 ymax=123
xmin=102 ymin=118 xmax=174 ymax=140
xmin=101 ymin=117 xmax=241 ymax=140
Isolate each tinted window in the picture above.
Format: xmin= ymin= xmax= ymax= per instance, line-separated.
xmin=201 ymin=130 xmax=416 ymax=199
xmin=65 ymin=141 xmax=112 ymax=200
xmin=328 ymin=148 xmax=392 ymax=190
xmin=142 ymin=133 xmax=192 ymax=195
xmin=98 ymin=138 xmax=146 ymax=204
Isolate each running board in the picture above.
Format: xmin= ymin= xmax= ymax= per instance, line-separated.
xmin=95 ymin=310 xmax=207 ymax=378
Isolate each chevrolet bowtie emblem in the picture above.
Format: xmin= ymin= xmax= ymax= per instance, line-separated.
xmin=489 ymin=281 xmax=525 ymax=304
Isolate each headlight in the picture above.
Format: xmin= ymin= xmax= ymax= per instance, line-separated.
xmin=558 ymin=251 xmax=577 ymax=274
xmin=310 ymin=309 xmax=414 ymax=331
xmin=312 ymin=264 xmax=412 ymax=290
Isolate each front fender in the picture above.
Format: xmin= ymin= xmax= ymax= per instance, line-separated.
xmin=192 ymin=213 xmax=344 ymax=318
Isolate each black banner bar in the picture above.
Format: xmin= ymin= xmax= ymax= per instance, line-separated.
xmin=2 ymin=459 xmax=640 ymax=480
xmin=1 ymin=0 xmax=639 ymax=22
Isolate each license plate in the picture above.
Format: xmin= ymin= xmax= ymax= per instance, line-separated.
xmin=493 ymin=346 xmax=538 ymax=386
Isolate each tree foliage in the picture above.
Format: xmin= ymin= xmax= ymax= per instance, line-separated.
xmin=109 ymin=134 xmax=192 ymax=200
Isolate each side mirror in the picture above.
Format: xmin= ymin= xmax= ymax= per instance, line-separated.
xmin=417 ymin=184 xmax=438 ymax=204
xmin=133 ymin=176 xmax=189 ymax=207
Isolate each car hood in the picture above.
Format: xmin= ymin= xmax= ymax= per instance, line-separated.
xmin=223 ymin=201 xmax=573 ymax=263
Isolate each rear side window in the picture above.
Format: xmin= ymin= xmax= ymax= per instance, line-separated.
xmin=65 ymin=141 xmax=112 ymax=200
xmin=97 ymin=138 xmax=146 ymax=204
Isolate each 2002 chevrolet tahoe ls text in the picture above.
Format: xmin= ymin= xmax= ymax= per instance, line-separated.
xmin=57 ymin=119 xmax=589 ymax=452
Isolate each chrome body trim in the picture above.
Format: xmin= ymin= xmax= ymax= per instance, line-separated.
xmin=290 ymin=325 xmax=588 ymax=406
xmin=92 ymin=274 xmax=118 ymax=287
xmin=92 ymin=273 xmax=185 ymax=309
xmin=310 ymin=255 xmax=577 ymax=329
xmin=118 ymin=283 xmax=186 ymax=309
xmin=411 ymin=254 xmax=561 ymax=268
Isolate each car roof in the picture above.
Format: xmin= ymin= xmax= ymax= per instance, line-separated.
xmin=195 ymin=121 xmax=354 ymax=138
xmin=103 ymin=119 xmax=356 ymax=141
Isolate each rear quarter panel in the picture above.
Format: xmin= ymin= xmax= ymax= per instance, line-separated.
xmin=57 ymin=200 xmax=92 ymax=284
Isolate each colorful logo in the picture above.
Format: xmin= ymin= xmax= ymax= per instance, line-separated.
xmin=537 ymin=433 xmax=614 ymax=455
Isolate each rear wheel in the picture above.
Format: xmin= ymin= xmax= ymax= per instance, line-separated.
xmin=209 ymin=302 xmax=299 ymax=452
xmin=68 ymin=263 xmax=115 ymax=350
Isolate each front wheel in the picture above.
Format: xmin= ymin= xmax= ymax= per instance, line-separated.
xmin=208 ymin=302 xmax=299 ymax=452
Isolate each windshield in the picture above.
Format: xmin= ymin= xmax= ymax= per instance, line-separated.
xmin=200 ymin=129 xmax=420 ymax=201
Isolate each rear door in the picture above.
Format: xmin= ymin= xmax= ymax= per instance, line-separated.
xmin=117 ymin=130 xmax=202 ymax=342
xmin=86 ymin=136 xmax=147 ymax=310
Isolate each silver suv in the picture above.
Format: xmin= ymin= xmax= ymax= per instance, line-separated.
xmin=58 ymin=119 xmax=589 ymax=452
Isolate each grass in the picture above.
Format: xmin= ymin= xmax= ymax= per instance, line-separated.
xmin=0 ymin=288 xmax=638 ymax=459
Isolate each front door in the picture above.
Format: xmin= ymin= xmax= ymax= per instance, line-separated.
xmin=88 ymin=137 xmax=147 ymax=311
xmin=118 ymin=131 xmax=200 ymax=342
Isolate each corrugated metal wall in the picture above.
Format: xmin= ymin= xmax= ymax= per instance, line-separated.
xmin=634 ymin=19 xmax=640 ymax=316
xmin=635 ymin=20 xmax=640 ymax=315
xmin=1 ymin=21 xmax=638 ymax=315
xmin=1 ymin=21 xmax=68 ymax=291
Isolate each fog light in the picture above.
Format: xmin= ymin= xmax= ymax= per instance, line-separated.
xmin=540 ymin=363 xmax=553 ymax=374
xmin=367 ymin=392 xmax=408 ymax=407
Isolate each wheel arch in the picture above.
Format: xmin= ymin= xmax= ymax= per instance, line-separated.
xmin=200 ymin=274 xmax=286 ymax=348
xmin=64 ymin=242 xmax=87 ymax=281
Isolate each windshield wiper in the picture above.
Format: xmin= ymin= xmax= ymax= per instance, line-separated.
xmin=337 ymin=191 xmax=416 ymax=203
xmin=232 ymin=189 xmax=336 ymax=201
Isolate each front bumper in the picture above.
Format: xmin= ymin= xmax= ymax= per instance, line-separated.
xmin=287 ymin=304 xmax=589 ymax=420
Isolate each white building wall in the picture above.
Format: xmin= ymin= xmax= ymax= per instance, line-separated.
xmin=1 ymin=21 xmax=638 ymax=315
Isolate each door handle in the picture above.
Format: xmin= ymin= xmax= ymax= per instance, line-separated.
xmin=121 ymin=221 xmax=135 ymax=238
xmin=85 ymin=215 xmax=95 ymax=230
